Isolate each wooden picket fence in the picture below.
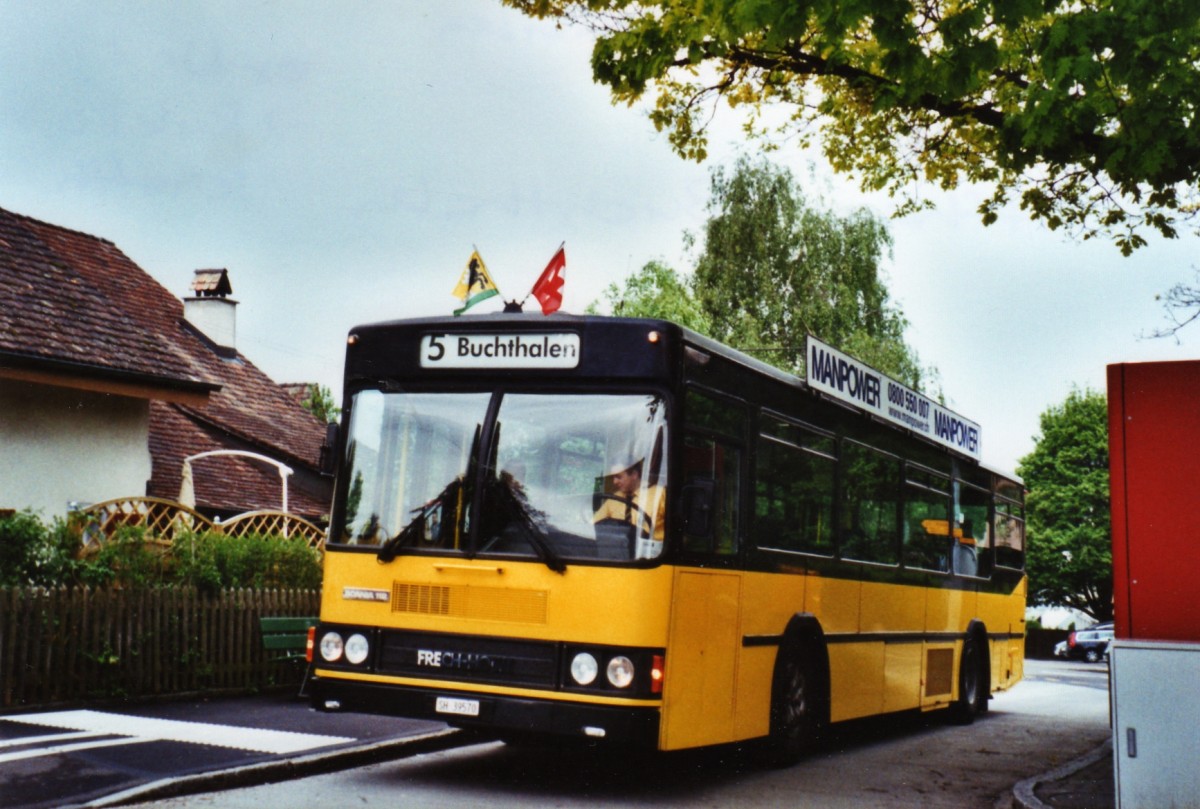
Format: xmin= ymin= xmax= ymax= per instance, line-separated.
xmin=0 ymin=586 xmax=319 ymax=709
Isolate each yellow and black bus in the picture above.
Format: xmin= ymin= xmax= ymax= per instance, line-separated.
xmin=309 ymin=314 xmax=1025 ymax=763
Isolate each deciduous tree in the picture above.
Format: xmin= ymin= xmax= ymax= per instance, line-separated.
xmin=1018 ymin=389 xmax=1112 ymax=621
xmin=693 ymin=156 xmax=926 ymax=386
xmin=505 ymin=0 xmax=1200 ymax=253
xmin=590 ymin=157 xmax=931 ymax=389
xmin=586 ymin=259 xmax=712 ymax=332
xmin=300 ymin=383 xmax=340 ymax=424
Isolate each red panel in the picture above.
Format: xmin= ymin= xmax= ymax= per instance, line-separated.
xmin=1108 ymin=364 xmax=1132 ymax=640
xmin=1108 ymin=361 xmax=1200 ymax=642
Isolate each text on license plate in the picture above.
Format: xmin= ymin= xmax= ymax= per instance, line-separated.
xmin=435 ymin=696 xmax=480 ymax=717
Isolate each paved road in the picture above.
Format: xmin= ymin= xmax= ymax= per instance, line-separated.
xmin=130 ymin=659 xmax=1112 ymax=809
xmin=0 ymin=696 xmax=451 ymax=809
xmin=1027 ymin=656 xmax=1110 ymax=690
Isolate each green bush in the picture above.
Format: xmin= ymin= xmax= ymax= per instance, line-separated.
xmin=169 ymin=531 xmax=322 ymax=593
xmin=0 ymin=510 xmax=49 ymax=586
xmin=0 ymin=511 xmax=321 ymax=591
xmin=78 ymin=526 xmax=169 ymax=589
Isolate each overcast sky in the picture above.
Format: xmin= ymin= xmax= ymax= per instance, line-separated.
xmin=3 ymin=0 xmax=1198 ymax=474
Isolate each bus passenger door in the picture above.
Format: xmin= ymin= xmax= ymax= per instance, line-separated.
xmin=662 ymin=388 xmax=746 ymax=749
xmin=662 ymin=569 xmax=742 ymax=750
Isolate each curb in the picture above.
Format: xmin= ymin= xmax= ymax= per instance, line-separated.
xmin=72 ymin=727 xmax=469 ymax=808
xmin=1011 ymin=738 xmax=1113 ymax=809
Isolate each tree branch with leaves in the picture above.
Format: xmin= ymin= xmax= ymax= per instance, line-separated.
xmin=505 ymin=0 xmax=1200 ymax=254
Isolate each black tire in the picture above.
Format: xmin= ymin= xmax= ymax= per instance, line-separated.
xmin=950 ymin=634 xmax=986 ymax=725
xmin=1084 ymin=648 xmax=1101 ymax=664
xmin=763 ymin=643 xmax=823 ymax=767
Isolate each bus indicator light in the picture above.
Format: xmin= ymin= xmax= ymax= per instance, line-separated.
xmin=647 ymin=330 xmax=660 ymax=344
xmin=650 ymin=655 xmax=664 ymax=694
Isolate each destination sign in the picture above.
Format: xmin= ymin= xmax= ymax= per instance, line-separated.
xmin=806 ymin=337 xmax=981 ymax=460
xmin=420 ymin=332 xmax=581 ymax=369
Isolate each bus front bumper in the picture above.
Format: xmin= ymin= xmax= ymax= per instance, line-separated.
xmin=309 ymin=676 xmax=661 ymax=747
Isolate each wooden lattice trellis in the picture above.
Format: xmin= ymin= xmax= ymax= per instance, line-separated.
xmin=220 ymin=510 xmax=325 ymax=548
xmin=80 ymin=497 xmax=215 ymax=550
xmin=78 ymin=498 xmax=325 ymax=550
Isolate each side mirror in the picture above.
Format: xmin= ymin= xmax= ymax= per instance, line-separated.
xmin=681 ymin=478 xmax=716 ymax=539
xmin=319 ymin=422 xmax=340 ymax=476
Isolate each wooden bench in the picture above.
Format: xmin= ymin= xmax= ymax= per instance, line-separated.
xmin=259 ymin=616 xmax=318 ymax=662
xmin=260 ymin=616 xmax=318 ymax=697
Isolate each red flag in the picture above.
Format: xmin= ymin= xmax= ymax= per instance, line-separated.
xmin=531 ymin=246 xmax=566 ymax=315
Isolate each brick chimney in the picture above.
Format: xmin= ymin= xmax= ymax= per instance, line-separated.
xmin=183 ymin=269 xmax=237 ymax=357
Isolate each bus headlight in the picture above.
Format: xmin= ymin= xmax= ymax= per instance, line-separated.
xmin=344 ymin=633 xmax=370 ymax=665
xmin=319 ymin=631 xmax=344 ymax=662
xmin=570 ymin=652 xmax=599 ymax=685
xmin=606 ymin=655 xmax=635 ymax=688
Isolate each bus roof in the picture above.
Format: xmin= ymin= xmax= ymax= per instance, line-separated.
xmin=346 ymin=313 xmax=1019 ymax=481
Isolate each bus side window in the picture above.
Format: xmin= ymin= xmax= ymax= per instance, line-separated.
xmin=839 ymin=441 xmax=900 ymax=565
xmin=954 ymin=480 xmax=991 ymax=577
xmin=682 ymin=388 xmax=745 ymax=557
xmin=902 ymin=466 xmax=951 ymax=572
xmin=756 ymin=418 xmax=836 ymax=556
xmin=682 ymin=433 xmax=740 ymax=555
xmin=994 ymin=500 xmax=1025 ymax=570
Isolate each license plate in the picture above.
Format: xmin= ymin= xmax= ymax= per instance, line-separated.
xmin=435 ymin=696 xmax=480 ymax=717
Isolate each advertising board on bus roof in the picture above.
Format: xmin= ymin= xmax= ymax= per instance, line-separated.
xmin=806 ymin=337 xmax=982 ymax=461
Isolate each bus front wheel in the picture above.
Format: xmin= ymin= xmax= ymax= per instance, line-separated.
xmin=763 ymin=643 xmax=823 ymax=767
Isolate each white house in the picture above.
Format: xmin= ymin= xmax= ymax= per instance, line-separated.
xmin=0 ymin=207 xmax=330 ymax=522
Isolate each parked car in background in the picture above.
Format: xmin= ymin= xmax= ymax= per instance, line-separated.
xmin=1054 ymin=639 xmax=1069 ymax=658
xmin=1067 ymin=622 xmax=1114 ymax=663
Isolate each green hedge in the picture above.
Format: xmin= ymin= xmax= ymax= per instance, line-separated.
xmin=0 ymin=510 xmax=321 ymax=592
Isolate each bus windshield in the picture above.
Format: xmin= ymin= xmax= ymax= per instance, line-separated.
xmin=338 ymin=389 xmax=668 ymax=564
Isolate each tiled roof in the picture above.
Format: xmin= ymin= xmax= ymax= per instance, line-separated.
xmin=174 ymin=354 xmax=327 ymax=470
xmin=280 ymin=382 xmax=312 ymax=403
xmin=0 ymin=206 xmax=331 ymax=517
xmin=148 ymin=402 xmax=330 ymax=520
xmin=0 ymin=207 xmax=214 ymax=391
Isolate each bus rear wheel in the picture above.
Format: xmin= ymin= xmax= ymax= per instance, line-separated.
xmin=949 ymin=634 xmax=987 ymax=725
xmin=763 ymin=644 xmax=822 ymax=767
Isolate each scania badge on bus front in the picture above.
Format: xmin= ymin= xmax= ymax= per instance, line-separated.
xmin=420 ymin=332 xmax=581 ymax=369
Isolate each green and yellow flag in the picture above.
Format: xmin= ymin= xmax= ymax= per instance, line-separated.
xmin=452 ymin=250 xmax=500 ymax=315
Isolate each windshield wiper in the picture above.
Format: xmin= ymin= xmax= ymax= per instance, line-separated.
xmin=375 ymin=509 xmax=426 ymax=564
xmin=488 ymin=477 xmax=566 ymax=574
xmin=376 ymin=477 xmax=460 ymax=563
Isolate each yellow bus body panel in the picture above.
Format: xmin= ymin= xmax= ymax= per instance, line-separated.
xmin=660 ymin=569 xmax=742 ymax=749
xmin=319 ymin=551 xmax=1025 ymax=751
xmin=321 ymin=552 xmax=674 ymax=647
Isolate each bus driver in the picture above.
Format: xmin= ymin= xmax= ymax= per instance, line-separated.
xmin=593 ymin=457 xmax=666 ymax=543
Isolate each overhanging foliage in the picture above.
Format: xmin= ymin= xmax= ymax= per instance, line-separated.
xmin=506 ymin=0 xmax=1200 ymax=253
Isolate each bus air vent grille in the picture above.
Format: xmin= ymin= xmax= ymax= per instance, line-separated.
xmin=924 ymin=648 xmax=954 ymax=696
xmin=392 ymin=582 xmax=548 ymax=624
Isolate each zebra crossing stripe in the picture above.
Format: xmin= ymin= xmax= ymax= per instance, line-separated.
xmin=0 ymin=729 xmax=106 ymax=748
xmin=0 ymin=735 xmax=154 ymax=764
xmin=3 ymin=710 xmax=355 ymax=755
